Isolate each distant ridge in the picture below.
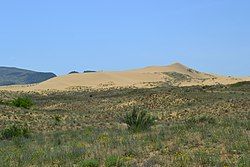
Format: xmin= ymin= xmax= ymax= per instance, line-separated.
xmin=0 ymin=67 xmax=56 ymax=86
xmin=0 ymin=62 xmax=249 ymax=91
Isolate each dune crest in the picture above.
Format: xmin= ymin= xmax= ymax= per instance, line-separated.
xmin=0 ymin=63 xmax=249 ymax=92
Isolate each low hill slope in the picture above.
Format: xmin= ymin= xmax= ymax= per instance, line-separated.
xmin=0 ymin=67 xmax=56 ymax=86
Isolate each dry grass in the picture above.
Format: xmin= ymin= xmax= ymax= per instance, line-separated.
xmin=0 ymin=83 xmax=249 ymax=166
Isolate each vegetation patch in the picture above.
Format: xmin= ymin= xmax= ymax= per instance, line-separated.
xmin=80 ymin=159 xmax=100 ymax=167
xmin=1 ymin=124 xmax=30 ymax=140
xmin=230 ymin=81 xmax=250 ymax=87
xmin=105 ymin=155 xmax=125 ymax=167
xmin=164 ymin=72 xmax=192 ymax=83
xmin=0 ymin=84 xmax=249 ymax=166
xmin=185 ymin=114 xmax=217 ymax=126
xmin=124 ymin=107 xmax=155 ymax=132
xmin=54 ymin=115 xmax=62 ymax=125
xmin=12 ymin=97 xmax=34 ymax=109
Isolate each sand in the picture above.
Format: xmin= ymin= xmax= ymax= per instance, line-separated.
xmin=0 ymin=63 xmax=249 ymax=92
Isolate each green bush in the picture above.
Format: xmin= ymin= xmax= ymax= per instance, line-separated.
xmin=12 ymin=97 xmax=34 ymax=109
xmin=105 ymin=155 xmax=124 ymax=167
xmin=1 ymin=124 xmax=30 ymax=140
xmin=0 ymin=99 xmax=4 ymax=105
xmin=54 ymin=115 xmax=61 ymax=125
xmin=80 ymin=159 xmax=99 ymax=167
xmin=124 ymin=107 xmax=155 ymax=132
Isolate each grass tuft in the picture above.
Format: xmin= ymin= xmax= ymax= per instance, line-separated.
xmin=124 ymin=107 xmax=155 ymax=132
xmin=1 ymin=124 xmax=30 ymax=140
xmin=80 ymin=159 xmax=99 ymax=167
xmin=105 ymin=155 xmax=124 ymax=167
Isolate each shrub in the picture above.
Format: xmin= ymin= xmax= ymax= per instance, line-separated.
xmin=80 ymin=159 xmax=99 ymax=167
xmin=105 ymin=155 xmax=124 ymax=167
xmin=12 ymin=97 xmax=34 ymax=109
xmin=1 ymin=124 xmax=30 ymax=140
xmin=54 ymin=115 xmax=61 ymax=125
xmin=124 ymin=107 xmax=155 ymax=132
xmin=0 ymin=99 xmax=4 ymax=105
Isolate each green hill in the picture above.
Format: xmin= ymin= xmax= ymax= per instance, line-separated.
xmin=0 ymin=67 xmax=56 ymax=86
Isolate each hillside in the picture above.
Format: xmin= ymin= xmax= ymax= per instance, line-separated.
xmin=1 ymin=63 xmax=249 ymax=91
xmin=0 ymin=67 xmax=56 ymax=86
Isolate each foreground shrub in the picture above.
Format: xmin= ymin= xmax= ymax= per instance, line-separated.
xmin=1 ymin=124 xmax=30 ymax=140
xmin=105 ymin=155 xmax=124 ymax=167
xmin=54 ymin=115 xmax=62 ymax=125
xmin=80 ymin=159 xmax=99 ymax=167
xmin=124 ymin=107 xmax=155 ymax=132
xmin=12 ymin=97 xmax=33 ymax=109
xmin=0 ymin=99 xmax=4 ymax=105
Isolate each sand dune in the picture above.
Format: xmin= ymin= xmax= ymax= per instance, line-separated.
xmin=0 ymin=63 xmax=249 ymax=92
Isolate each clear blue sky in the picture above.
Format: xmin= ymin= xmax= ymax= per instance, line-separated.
xmin=0 ymin=0 xmax=249 ymax=76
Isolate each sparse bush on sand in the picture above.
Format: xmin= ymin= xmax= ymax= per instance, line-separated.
xmin=54 ymin=115 xmax=62 ymax=125
xmin=1 ymin=124 xmax=30 ymax=140
xmin=124 ymin=107 xmax=155 ymax=132
xmin=12 ymin=97 xmax=34 ymax=109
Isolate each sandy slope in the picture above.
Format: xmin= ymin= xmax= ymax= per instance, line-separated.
xmin=0 ymin=63 xmax=249 ymax=92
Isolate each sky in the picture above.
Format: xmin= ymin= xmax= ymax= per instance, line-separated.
xmin=0 ymin=0 xmax=250 ymax=76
